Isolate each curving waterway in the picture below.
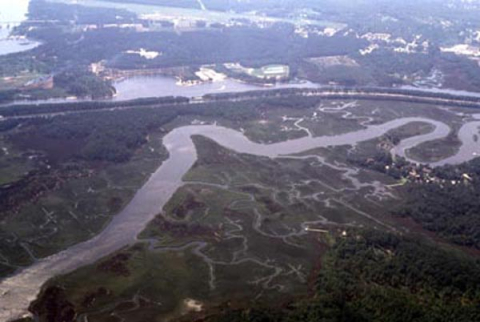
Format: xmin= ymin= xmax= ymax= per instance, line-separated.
xmin=1 ymin=116 xmax=480 ymax=321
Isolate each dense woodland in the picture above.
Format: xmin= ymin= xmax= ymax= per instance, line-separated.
xmin=0 ymin=0 xmax=479 ymax=103
xmin=201 ymin=230 xmax=480 ymax=322
xmin=4 ymin=85 xmax=480 ymax=119
xmin=345 ymin=133 xmax=480 ymax=249
xmin=53 ymin=69 xmax=115 ymax=99
xmin=102 ymin=0 xmax=200 ymax=9
xmin=26 ymin=229 xmax=480 ymax=322
xmin=396 ymin=159 xmax=480 ymax=249
xmin=28 ymin=0 xmax=138 ymax=25
xmin=8 ymin=96 xmax=318 ymax=163
xmin=23 ymin=1 xmax=366 ymax=71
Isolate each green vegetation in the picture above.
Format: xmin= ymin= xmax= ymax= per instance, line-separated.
xmin=102 ymin=0 xmax=200 ymax=9
xmin=28 ymin=228 xmax=480 ymax=322
xmin=29 ymin=0 xmax=138 ymax=24
xmin=0 ymin=93 xmax=329 ymax=278
xmin=1 ymin=94 xmax=472 ymax=279
xmin=2 ymin=0 xmax=480 ymax=105
xmin=3 ymin=91 xmax=480 ymax=322
xmin=5 ymin=1 xmax=480 ymax=321
xmin=0 ymin=129 xmax=168 ymax=276
xmin=7 ymin=94 xmax=480 ymax=322
xmin=52 ymin=69 xmax=114 ymax=99
xmin=31 ymin=245 xmax=211 ymax=322
xmin=204 ymin=229 xmax=480 ymax=322
xmin=407 ymin=133 xmax=461 ymax=162
xmin=396 ymin=158 xmax=480 ymax=249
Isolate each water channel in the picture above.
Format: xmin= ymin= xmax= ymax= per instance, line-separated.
xmin=2 ymin=115 xmax=480 ymax=320
xmin=3 ymin=1 xmax=480 ymax=320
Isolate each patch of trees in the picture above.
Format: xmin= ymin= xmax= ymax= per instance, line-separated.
xmin=100 ymin=0 xmax=200 ymax=9
xmin=203 ymin=86 xmax=480 ymax=108
xmin=13 ymin=94 xmax=325 ymax=163
xmin=0 ymin=96 xmax=189 ymax=117
xmin=16 ymin=21 xmax=365 ymax=75
xmin=14 ymin=96 xmax=288 ymax=163
xmin=396 ymin=158 xmax=480 ymax=249
xmin=53 ymin=68 xmax=114 ymax=99
xmin=348 ymin=150 xmax=411 ymax=180
xmin=0 ymin=90 xmax=19 ymax=104
xmin=203 ymin=229 xmax=480 ymax=322
xmin=355 ymin=49 xmax=435 ymax=87
xmin=0 ymin=52 xmax=49 ymax=78
xmin=304 ymin=63 xmax=375 ymax=87
xmin=86 ymin=25 xmax=366 ymax=70
xmin=29 ymin=0 xmax=138 ymax=25
xmin=29 ymin=287 xmax=75 ymax=322
xmin=23 ymin=109 xmax=171 ymax=163
xmin=0 ymin=119 xmax=21 ymax=132
xmin=439 ymin=53 xmax=480 ymax=92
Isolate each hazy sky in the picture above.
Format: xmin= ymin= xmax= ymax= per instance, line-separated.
xmin=0 ymin=0 xmax=30 ymax=23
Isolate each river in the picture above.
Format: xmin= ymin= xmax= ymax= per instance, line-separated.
xmin=5 ymin=76 xmax=322 ymax=106
xmin=113 ymin=76 xmax=321 ymax=101
xmin=0 ymin=0 xmax=40 ymax=56
xmin=2 ymin=1 xmax=480 ymax=320
xmin=2 ymin=115 xmax=480 ymax=321
xmin=8 ymin=76 xmax=480 ymax=107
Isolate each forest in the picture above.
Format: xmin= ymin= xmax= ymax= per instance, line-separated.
xmin=53 ymin=69 xmax=115 ymax=99
xmin=9 ymin=95 xmax=308 ymax=163
xmin=102 ymin=0 xmax=200 ymax=9
xmin=0 ymin=96 xmax=189 ymax=117
xmin=28 ymin=0 xmax=138 ymax=25
xmin=26 ymin=229 xmax=480 ymax=322
xmin=22 ymin=0 xmax=366 ymax=73
xmin=1 ymin=0 xmax=478 ymax=104
xmin=201 ymin=229 xmax=480 ymax=322
xmin=396 ymin=159 xmax=480 ymax=249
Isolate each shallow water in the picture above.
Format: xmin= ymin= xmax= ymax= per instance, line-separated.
xmin=0 ymin=0 xmax=40 ymax=56
xmin=113 ymin=76 xmax=320 ymax=101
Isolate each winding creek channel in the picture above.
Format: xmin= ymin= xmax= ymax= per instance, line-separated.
xmin=2 ymin=116 xmax=480 ymax=320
